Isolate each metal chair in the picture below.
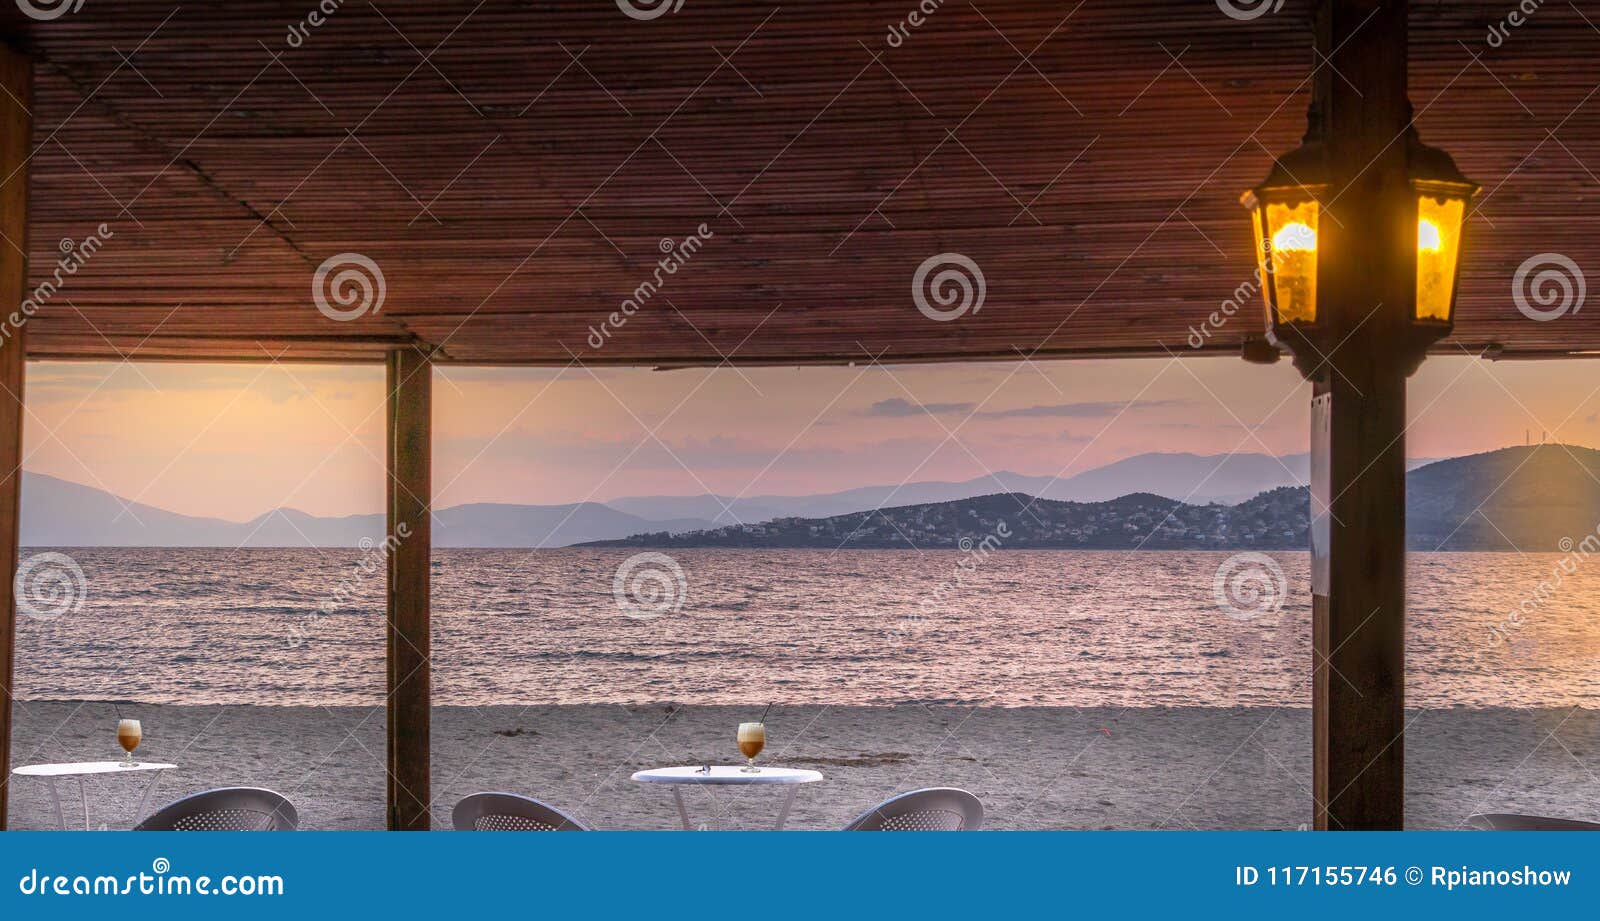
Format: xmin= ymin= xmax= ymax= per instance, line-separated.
xmin=843 ymin=787 xmax=983 ymax=831
xmin=133 ymin=787 xmax=298 ymax=831
xmin=1467 ymin=813 xmax=1600 ymax=831
xmin=452 ymin=793 xmax=591 ymax=831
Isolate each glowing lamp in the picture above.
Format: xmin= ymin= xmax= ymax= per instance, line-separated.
xmin=1240 ymin=127 xmax=1476 ymax=376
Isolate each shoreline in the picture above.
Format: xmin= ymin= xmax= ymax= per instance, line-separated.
xmin=9 ymin=703 xmax=1595 ymax=831
xmin=17 ymin=697 xmax=1593 ymax=711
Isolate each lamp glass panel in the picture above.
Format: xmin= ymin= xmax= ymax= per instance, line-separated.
xmin=1416 ymin=194 xmax=1465 ymax=322
xmin=1251 ymin=207 xmax=1271 ymax=317
xmin=1265 ymin=199 xmax=1318 ymax=324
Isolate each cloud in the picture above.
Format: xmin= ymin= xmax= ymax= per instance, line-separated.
xmin=861 ymin=397 xmax=979 ymax=417
xmin=978 ymin=400 xmax=1186 ymax=419
xmin=438 ymin=429 xmax=861 ymax=473
xmin=861 ymin=397 xmax=1187 ymax=420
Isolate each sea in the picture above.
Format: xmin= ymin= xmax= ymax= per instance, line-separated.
xmin=12 ymin=548 xmax=1598 ymax=709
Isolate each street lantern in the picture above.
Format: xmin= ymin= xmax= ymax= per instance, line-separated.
xmin=1240 ymin=124 xmax=1477 ymax=376
xmin=1410 ymin=140 xmax=1477 ymax=326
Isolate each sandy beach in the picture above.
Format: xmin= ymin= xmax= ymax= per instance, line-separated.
xmin=7 ymin=702 xmax=1596 ymax=831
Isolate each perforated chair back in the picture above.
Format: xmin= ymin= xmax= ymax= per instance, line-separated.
xmin=1467 ymin=813 xmax=1600 ymax=831
xmin=134 ymin=787 xmax=298 ymax=831
xmin=843 ymin=787 xmax=983 ymax=831
xmin=452 ymin=793 xmax=591 ymax=831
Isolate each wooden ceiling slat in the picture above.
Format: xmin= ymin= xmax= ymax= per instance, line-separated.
xmin=1 ymin=0 xmax=1596 ymax=365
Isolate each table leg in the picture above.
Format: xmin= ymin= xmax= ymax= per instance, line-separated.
xmin=671 ymin=787 xmax=693 ymax=831
xmin=133 ymin=772 xmax=164 ymax=827
xmin=773 ymin=786 xmax=799 ymax=831
xmin=79 ymin=776 xmax=91 ymax=831
xmin=45 ymin=777 xmax=65 ymax=831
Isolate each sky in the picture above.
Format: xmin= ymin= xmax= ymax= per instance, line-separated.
xmin=18 ymin=355 xmax=1600 ymax=522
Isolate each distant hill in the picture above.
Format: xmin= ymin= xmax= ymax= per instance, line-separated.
xmin=605 ymin=451 xmax=1446 ymax=525
xmin=608 ymin=451 xmax=1319 ymax=525
xmin=1407 ymin=444 xmax=1600 ymax=551
xmin=19 ymin=472 xmax=714 ymax=548
xmin=587 ymin=488 xmax=1311 ymax=550
xmin=584 ymin=446 xmax=1598 ymax=552
xmin=21 ymin=471 xmax=245 ymax=546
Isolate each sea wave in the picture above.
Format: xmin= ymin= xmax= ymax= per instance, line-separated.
xmin=13 ymin=548 xmax=1599 ymax=709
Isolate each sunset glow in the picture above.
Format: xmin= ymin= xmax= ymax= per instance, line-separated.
xmin=19 ymin=357 xmax=1598 ymax=520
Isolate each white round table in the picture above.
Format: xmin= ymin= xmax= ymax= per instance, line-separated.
xmin=631 ymin=766 xmax=823 ymax=830
xmin=12 ymin=761 xmax=177 ymax=830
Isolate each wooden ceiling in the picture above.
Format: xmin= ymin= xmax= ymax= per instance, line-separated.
xmin=0 ymin=0 xmax=1596 ymax=366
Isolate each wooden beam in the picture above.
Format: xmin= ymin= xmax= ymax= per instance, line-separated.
xmin=385 ymin=346 xmax=431 ymax=831
xmin=3 ymin=4 xmax=1599 ymax=364
xmin=0 ymin=43 xmax=29 ymax=833
xmin=1310 ymin=0 xmax=1413 ymax=830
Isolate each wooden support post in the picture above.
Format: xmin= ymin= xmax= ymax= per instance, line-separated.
xmin=0 ymin=44 xmax=30 ymax=833
xmin=1311 ymin=0 xmax=1413 ymax=830
xmin=385 ymin=346 xmax=431 ymax=830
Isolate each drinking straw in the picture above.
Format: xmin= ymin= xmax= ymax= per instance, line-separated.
xmin=758 ymin=702 xmax=772 ymax=725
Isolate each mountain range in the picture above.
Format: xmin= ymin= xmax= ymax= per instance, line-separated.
xmin=588 ymin=487 xmax=1311 ymax=551
xmin=587 ymin=445 xmax=1600 ymax=553
xmin=13 ymin=448 xmax=1458 ymax=549
xmin=606 ymin=451 xmax=1318 ymax=523
xmin=20 ymin=471 xmax=710 ymax=549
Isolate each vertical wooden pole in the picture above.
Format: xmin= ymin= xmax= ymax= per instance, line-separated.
xmin=0 ymin=44 xmax=30 ymax=833
xmin=386 ymin=346 xmax=431 ymax=830
xmin=1311 ymin=0 xmax=1413 ymax=830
